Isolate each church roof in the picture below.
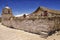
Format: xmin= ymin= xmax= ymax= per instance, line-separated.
xmin=5 ymin=6 xmax=10 ymax=9
xmin=32 ymin=6 xmax=60 ymax=14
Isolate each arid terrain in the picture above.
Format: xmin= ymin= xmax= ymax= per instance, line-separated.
xmin=0 ymin=23 xmax=60 ymax=40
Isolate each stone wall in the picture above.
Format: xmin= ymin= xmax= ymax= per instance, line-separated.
xmin=2 ymin=17 xmax=60 ymax=37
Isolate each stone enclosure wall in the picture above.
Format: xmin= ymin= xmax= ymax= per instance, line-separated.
xmin=2 ymin=17 xmax=60 ymax=37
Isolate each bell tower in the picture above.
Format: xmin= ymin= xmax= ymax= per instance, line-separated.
xmin=2 ymin=5 xmax=13 ymax=24
xmin=2 ymin=5 xmax=13 ymax=19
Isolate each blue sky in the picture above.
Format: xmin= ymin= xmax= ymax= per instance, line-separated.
xmin=0 ymin=0 xmax=60 ymax=15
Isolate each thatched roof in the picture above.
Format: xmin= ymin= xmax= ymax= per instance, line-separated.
xmin=32 ymin=6 xmax=60 ymax=15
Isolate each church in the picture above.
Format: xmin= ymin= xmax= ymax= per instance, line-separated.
xmin=1 ymin=6 xmax=14 ymax=25
xmin=1 ymin=6 xmax=60 ymax=38
xmin=2 ymin=6 xmax=13 ymax=19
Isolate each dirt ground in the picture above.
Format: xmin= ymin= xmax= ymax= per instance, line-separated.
xmin=0 ymin=23 xmax=60 ymax=40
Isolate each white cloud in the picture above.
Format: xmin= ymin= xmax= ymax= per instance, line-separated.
xmin=14 ymin=13 xmax=29 ymax=17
